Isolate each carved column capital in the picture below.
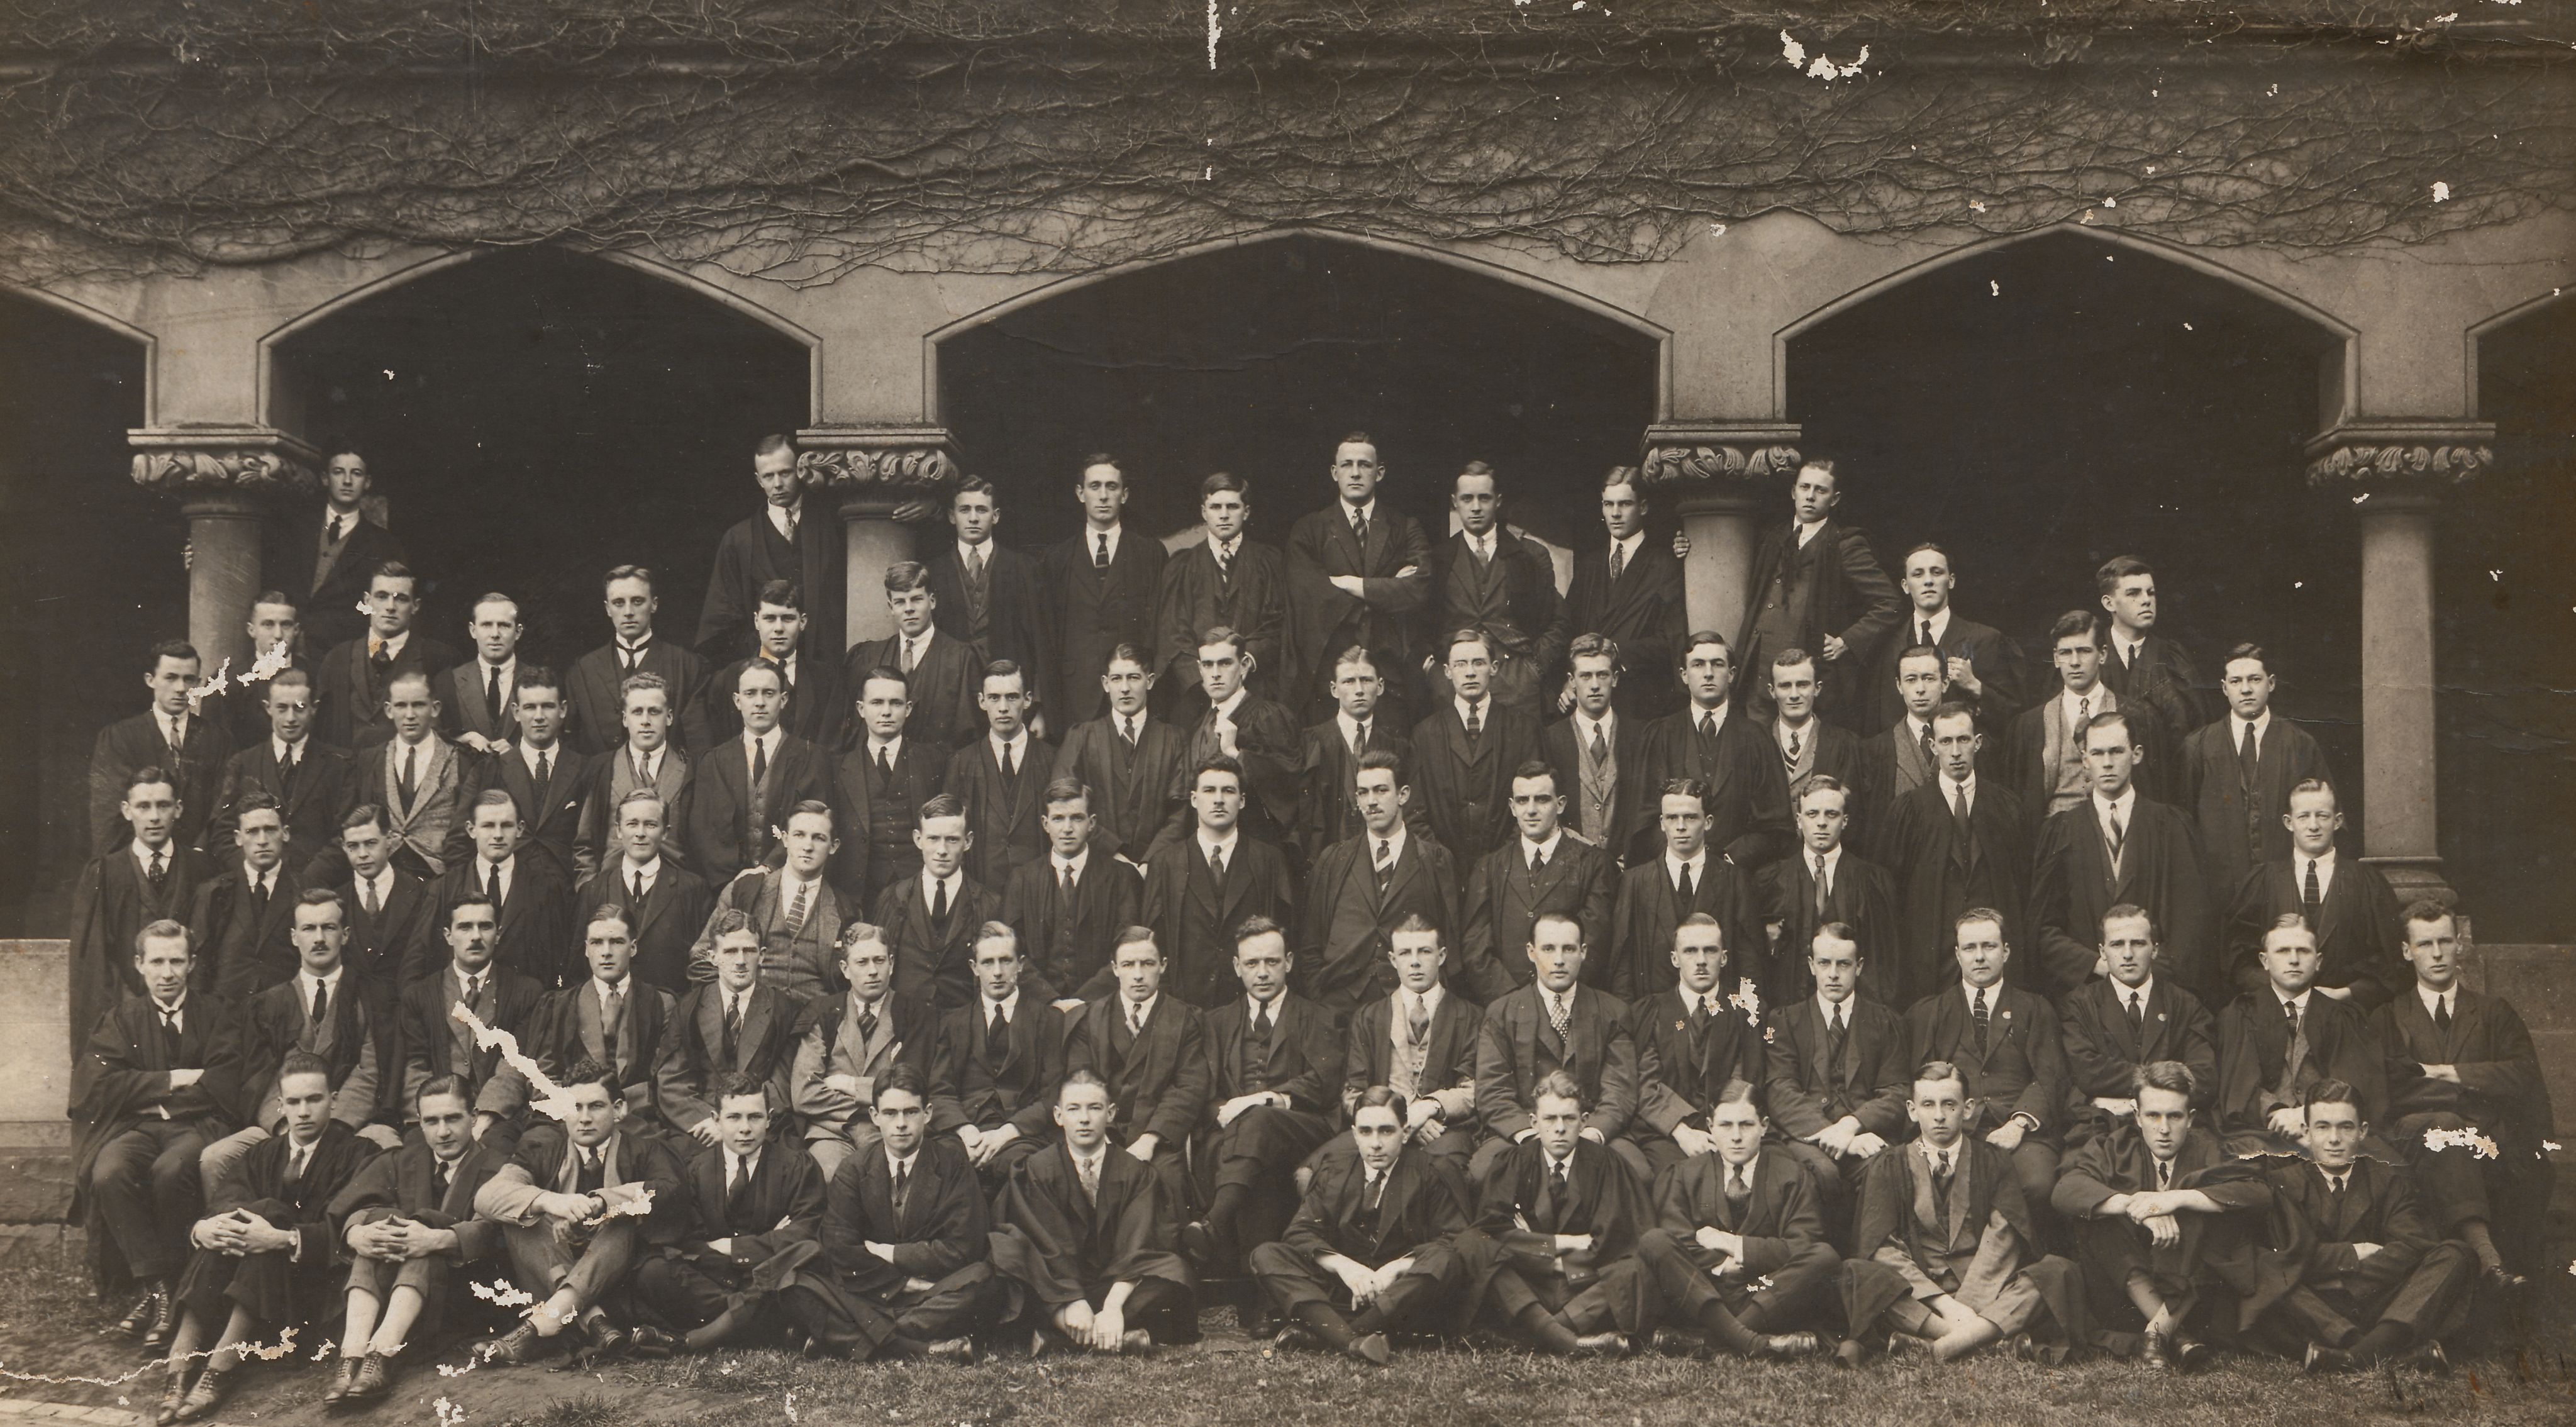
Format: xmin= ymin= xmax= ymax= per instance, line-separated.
xmin=2303 ymin=421 xmax=2494 ymax=507
xmin=127 ymin=427 xmax=321 ymax=501
xmin=1635 ymin=423 xmax=1805 ymax=507
xmin=797 ymin=425 xmax=961 ymax=518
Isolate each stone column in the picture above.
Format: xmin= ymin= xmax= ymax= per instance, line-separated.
xmin=1637 ymin=424 xmax=1804 ymax=640
xmin=128 ymin=428 xmax=319 ymax=670
xmin=2304 ymin=423 xmax=2492 ymax=904
xmin=797 ymin=426 xmax=961 ymax=650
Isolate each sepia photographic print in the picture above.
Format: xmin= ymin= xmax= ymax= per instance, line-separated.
xmin=0 ymin=3 xmax=2570 ymax=1423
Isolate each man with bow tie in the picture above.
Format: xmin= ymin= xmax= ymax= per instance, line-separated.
xmin=1252 ymin=1087 xmax=1480 ymax=1363
xmin=1631 ymin=1080 xmax=1837 ymax=1360
xmin=627 ymin=1072 xmax=827 ymax=1357
xmin=314 ymin=564 xmax=462 ymax=751
xmin=475 ymin=1058 xmax=682 ymax=1367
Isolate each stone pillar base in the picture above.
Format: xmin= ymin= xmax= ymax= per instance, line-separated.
xmin=1636 ymin=423 xmax=1802 ymax=640
xmin=797 ymin=426 xmax=960 ymax=650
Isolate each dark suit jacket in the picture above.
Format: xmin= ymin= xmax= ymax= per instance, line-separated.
xmin=697 ymin=653 xmax=847 ymax=750
xmin=447 ymin=744 xmax=598 ymax=889
xmin=1600 ymin=854 xmax=1766 ymax=1004
xmin=1430 ymin=528 xmax=1569 ymax=698
xmin=89 ymin=710 xmax=231 ymax=857
xmin=1629 ymin=989 xmax=1763 ymax=1139
xmin=988 ymin=1138 xmax=1188 ymax=1301
xmin=242 ymin=969 xmax=395 ymax=1127
xmin=221 ymin=655 xmax=310 ymax=755
xmin=314 ymin=633 xmax=464 ymax=750
xmin=931 ymin=993 xmax=1069 ymax=1141
xmin=1407 ymin=700 xmax=1543 ymax=874
xmin=396 ymin=965 xmax=546 ymax=1114
xmin=1472 ymin=1136 xmax=1648 ymax=1269
xmin=208 ymin=740 xmax=356 ymax=862
xmin=2213 ymin=989 xmax=2391 ymax=1137
xmin=1652 ymin=1145 xmax=1826 ymax=1275
xmin=2180 ymin=715 xmax=2333 ymax=880
xmin=2060 ymin=976 xmax=2219 ymax=1111
xmin=431 ymin=661 xmax=522 ymax=751
xmin=827 ymin=738 xmax=947 ymax=898
xmin=1868 ymin=613 xmax=2024 ymax=736
xmin=1904 ymin=984 xmax=2070 ymax=1139
xmin=841 ymin=630 xmax=985 ymax=752
xmin=265 ymin=507 xmax=404 ymax=653
xmin=1138 ymin=834 xmax=1297 ymax=1009
xmin=565 ymin=640 xmax=708 ymax=757
xmin=67 ymin=845 xmax=214 ymax=1052
xmin=1050 ymin=715 xmax=1189 ymax=862
xmin=1063 ymin=992 xmax=1211 ymax=1148
xmin=1475 ymin=983 xmax=1639 ymax=1141
xmin=1040 ymin=528 xmax=1167 ymax=728
xmin=1157 ymin=537 xmax=1289 ymax=705
xmin=335 ymin=870 xmax=438 ymax=986
xmin=1292 ymin=718 xmax=1424 ymax=865
xmin=1299 ymin=831 xmax=1462 ymax=1012
xmin=2100 ymin=633 xmax=2206 ymax=801
xmin=945 ymin=734 xmax=1055 ymax=889
xmin=821 ymin=1135 xmax=987 ymax=1293
xmin=1760 ymin=994 xmax=1910 ymax=1140
xmin=1285 ymin=1143 xmax=1475 ymax=1273
xmin=1284 ymin=503 xmax=1434 ymax=722
xmin=189 ymin=861 xmax=311 ymax=1000
xmin=1541 ymin=713 xmax=1653 ymax=865
xmin=1879 ymin=776 xmax=2031 ymax=1008
xmin=1181 ymin=697 xmax=1304 ymax=845
xmin=924 ymin=538 xmax=1045 ymax=692
xmin=2260 ymin=1153 xmax=2440 ymax=1308
xmin=1457 ymin=835 xmax=1615 ymax=1003
xmin=1735 ymin=519 xmax=1902 ymax=711
xmin=434 ymin=855 xmax=576 ymax=990
xmin=652 ymin=981 xmax=809 ymax=1136
xmin=328 ymin=1138 xmax=510 ymax=1267
xmin=2377 ymin=986 xmax=2556 ymax=1150
xmin=872 ymin=872 xmax=1001 ymax=1014
xmin=1566 ymin=536 xmax=1689 ymax=721
xmin=519 ymin=979 xmax=680 ymax=1124
xmin=667 ymin=1136 xmax=826 ymax=1269
xmin=999 ymin=853 xmax=1141 ymax=1004
xmin=696 ymin=505 xmax=845 ymax=667
xmin=1341 ymin=989 xmax=1482 ymax=1116
xmin=1635 ymin=705 xmax=1792 ymax=870
xmin=1203 ymin=992 xmax=1343 ymax=1119
xmin=680 ymin=732 xmax=832 ymax=887
xmin=2223 ymin=857 xmax=2401 ymax=1009
xmin=2028 ymin=794 xmax=2217 ymax=1004
xmin=575 ymin=862 xmax=715 ymax=994
xmin=72 ymin=992 xmax=247 ymax=1219
xmin=1758 ymin=848 xmax=1902 ymax=1008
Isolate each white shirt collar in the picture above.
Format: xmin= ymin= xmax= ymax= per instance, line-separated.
xmin=1943 ymin=770 xmax=1977 ymax=802
xmin=2416 ymin=982 xmax=2457 ymax=1019
xmin=1777 ymin=715 xmax=1816 ymax=750
xmin=621 ymin=854 xmax=662 ymax=887
xmin=921 ymin=867 xmax=958 ymax=902
xmin=1918 ymin=1137 xmax=1960 ymax=1170
xmin=274 ymin=735 xmax=308 ymax=763
xmin=1343 ymin=497 xmax=1375 ymax=525
xmin=1053 ymin=846 xmax=1091 ymax=879
xmin=628 ymin=743 xmax=665 ymax=777
xmin=519 ymin=738 xmax=557 ymax=773
xmin=478 ymin=853 xmax=514 ymax=892
xmin=865 ymin=731 xmax=903 ymax=759
xmin=2094 ymin=786 xmax=2137 ymax=826
xmin=1665 ymin=847 xmax=1707 ymax=884
xmin=131 ymin=839 xmax=172 ymax=873
xmin=1905 ymin=713 xmax=1933 ymax=744
xmin=592 ymin=975 xmax=630 ymax=1009
xmin=983 ymin=987 xmax=1022 ymax=1021
xmin=244 ymin=860 xmax=277 ymax=892
xmin=1210 ymin=686 xmax=1250 ymax=722
xmin=1370 ymin=824 xmax=1409 ymax=865
xmin=884 ymin=1147 xmax=918 ymax=1179
xmin=901 ymin=626 xmax=935 ymax=656
xmin=1918 ymin=606 xmax=1953 ymax=643
xmin=1087 ymin=523 xmax=1123 ymax=560
xmin=1209 ymin=532 xmax=1240 ymax=563
xmin=374 ymin=629 xmax=411 ymax=658
xmin=151 ymin=991 xmax=187 ymax=1021
xmin=2116 ymin=974 xmax=2156 ymax=1006
xmin=299 ymin=965 xmax=344 ymax=998
xmin=745 ymin=726 xmax=781 ymax=758
xmin=1608 ymin=530 xmax=1644 ymax=566
xmin=1453 ymin=694 xmax=1487 ymax=728
xmin=957 ymin=538 xmax=989 ymax=568
xmin=1807 ymin=844 xmax=1843 ymax=880
xmin=1337 ymin=710 xmax=1371 ymax=747
xmin=2233 ymin=709 xmax=2273 ymax=745
xmin=357 ymin=865 xmax=395 ymax=902
xmin=1246 ymin=991 xmax=1283 ymax=1021
xmin=726 ymin=1146 xmax=762 ymax=1180
xmin=1522 ymin=830 xmax=1563 ymax=865
xmin=616 ymin=634 xmax=653 ymax=657
xmin=2301 ymin=847 xmax=2338 ymax=877
xmin=2061 ymin=682 xmax=2106 ymax=723
xmin=1795 ymin=518 xmax=1826 ymax=547
xmin=767 ymin=500 xmax=801 ymax=540
xmin=1124 ymin=992 xmax=1158 ymax=1026
xmin=2272 ymin=985 xmax=2312 ymax=1013
xmin=1962 ymin=977 xmax=2001 ymax=1011
xmin=480 ymin=654 xmax=516 ymax=683
xmin=1199 ymin=828 xmax=1239 ymax=863
xmin=1816 ymin=991 xmax=1852 ymax=1025
xmin=1694 ymin=699 xmax=1730 ymax=733
xmin=721 ymin=980 xmax=757 ymax=1013
xmin=1402 ymin=984 xmax=1445 ymax=1022
xmin=1540 ymin=984 xmax=1577 ymax=1020
xmin=991 ymin=727 xmax=1028 ymax=760
xmin=1575 ymin=708 xmax=1616 ymax=743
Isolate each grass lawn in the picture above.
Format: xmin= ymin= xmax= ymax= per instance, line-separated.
xmin=2 ymin=1254 xmax=2572 ymax=1427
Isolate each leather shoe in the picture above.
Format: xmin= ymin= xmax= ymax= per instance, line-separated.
xmin=1179 ymin=1219 xmax=1217 ymax=1265
xmin=1756 ymin=1331 xmax=1823 ymax=1360
xmin=1118 ymin=1328 xmax=1156 ymax=1355
xmin=489 ymin=1322 xmax=552 ymax=1366
xmin=2482 ymin=1267 xmax=2529 ymax=1302
xmin=2402 ymin=1340 xmax=2452 ymax=1376
xmin=626 ymin=1324 xmax=681 ymax=1359
xmin=155 ymin=1369 xmax=192 ymax=1427
xmin=2303 ymin=1341 xmax=2353 ymax=1374
xmin=140 ymin=1290 xmax=179 ymax=1357
xmin=172 ymin=1365 xmax=230 ymax=1424
xmin=322 ymin=1355 xmax=362 ymax=1406
xmin=2141 ymin=1328 xmax=2175 ymax=1370
xmin=1650 ymin=1326 xmax=1711 ymax=1359
xmin=1348 ymin=1331 xmax=1391 ymax=1366
xmin=1832 ymin=1337 xmax=1869 ymax=1369
xmin=114 ymin=1287 xmax=167 ymax=1338
xmin=1569 ymin=1331 xmax=1631 ymax=1359
xmin=925 ymin=1336 xmax=979 ymax=1365
xmin=348 ymin=1352 xmax=394 ymax=1404
xmin=2174 ymin=1335 xmax=2212 ymax=1372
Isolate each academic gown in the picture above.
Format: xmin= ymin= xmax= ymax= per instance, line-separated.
xmin=174 ymin=1121 xmax=375 ymax=1326
xmin=1463 ymin=1136 xmax=1653 ymax=1328
xmin=652 ymin=981 xmax=810 ymax=1138
xmin=841 ymin=630 xmax=986 ymax=753
xmin=1877 ymin=776 xmax=2032 ymax=1008
xmin=262 ymin=508 xmax=402 ymax=655
xmin=1599 ymin=855 xmax=1765 ymax=1004
xmin=923 ymin=538 xmax=1046 ymax=696
xmin=997 ymin=853 xmax=1142 ymax=1004
xmin=871 ymin=873 xmax=1002 ymax=1014
xmin=313 ymin=634 xmax=464 ymax=750
xmin=1565 ymin=536 xmax=1689 ymax=721
xmin=1050 ymin=715 xmax=1191 ymax=862
xmin=1156 ymin=536 xmax=1289 ymax=711
xmin=2223 ymin=857 xmax=2401 ymax=1009
xmin=66 ymin=845 xmax=214 ymax=1055
xmin=945 ymin=734 xmax=1055 ymax=889
xmin=1137 ymin=835 xmax=1297 ymax=1009
xmin=70 ymin=992 xmax=248 ymax=1291
xmin=1283 ymin=502 xmax=1434 ymax=728
xmin=1758 ymin=849 xmax=1902 ymax=1008
xmin=1038 ymin=529 xmax=1167 ymax=728
xmin=696 ymin=503 xmax=845 ymax=667
xmin=2028 ymin=795 xmax=2218 ymax=1004
xmin=2180 ymin=715 xmax=2333 ymax=881
xmin=1260 ymin=1144 xmax=1479 ymax=1336
xmin=1407 ymin=701 xmax=1543 ymax=876
xmin=89 ymin=711 xmax=233 ymax=858
xmin=2058 ymin=977 xmax=2219 ymax=1134
xmin=564 ymin=640 xmax=708 ymax=757
xmin=987 ymin=1140 xmax=1192 ymax=1323
xmin=1540 ymin=713 xmax=1653 ymax=866
xmin=930 ymin=994 xmax=1068 ymax=1168
xmin=1633 ymin=705 xmax=1793 ymax=869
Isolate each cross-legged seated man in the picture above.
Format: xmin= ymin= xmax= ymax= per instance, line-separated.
xmin=627 ymin=1071 xmax=826 ymax=1357
xmin=475 ymin=1058 xmax=682 ymax=1368
xmin=1455 ymin=1070 xmax=1651 ymax=1358
xmin=323 ymin=1075 xmax=511 ymax=1407
xmin=1183 ymin=916 xmax=1343 ymax=1280
xmin=2050 ymin=1060 xmax=2270 ymax=1370
xmin=987 ymin=1070 xmax=1199 ymax=1354
xmin=1632 ymin=1079 xmax=1837 ymax=1360
xmin=156 ymin=1053 xmax=371 ymax=1424
xmin=1250 ymin=1087 xmax=1480 ymax=1365
xmin=1837 ymin=1060 xmax=2077 ymax=1365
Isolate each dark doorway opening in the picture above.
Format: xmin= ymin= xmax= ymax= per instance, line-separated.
xmin=271 ymin=249 xmax=811 ymax=672
xmin=1787 ymin=233 xmax=2355 ymax=813
xmin=2454 ymin=299 xmax=2576 ymax=940
xmin=936 ymin=236 xmax=1662 ymax=560
xmin=0 ymin=293 xmax=160 ymax=934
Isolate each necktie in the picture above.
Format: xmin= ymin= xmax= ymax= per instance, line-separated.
xmin=2126 ymin=991 xmax=2147 ymax=1041
xmin=362 ymin=874 xmax=380 ymax=916
xmin=1406 ymin=995 xmax=1430 ymax=1048
xmin=1352 ymin=720 xmax=1368 ymax=757
xmin=485 ymin=859 xmax=502 ymax=902
xmin=1589 ymin=723 xmax=1609 ymax=767
xmin=902 ymin=636 xmax=918 ymax=674
xmin=1933 ymin=1150 xmax=1955 ymax=1200
xmin=1918 ymin=721 xmax=1936 ymax=772
xmin=250 ymin=872 xmax=270 ymax=926
xmin=2303 ymin=860 xmax=2323 ymax=926
xmin=1366 ymin=1172 xmax=1387 ymax=1212
xmin=1530 ymin=846 xmax=1548 ymax=877
xmin=1607 ymin=540 xmax=1625 ymax=582
xmin=287 ymin=1145 xmax=308 ymax=1185
xmin=1552 ymin=1158 xmax=1570 ymax=1197
xmin=2282 ymin=997 xmax=2306 ymax=1085
xmin=462 ymin=974 xmax=483 ymax=1009
xmin=2240 ymin=721 xmax=2262 ymax=789
xmin=431 ymin=1157 xmax=451 ymax=1207
xmin=486 ymin=665 xmax=502 ymax=725
xmin=1058 ymin=859 xmax=1078 ymax=911
xmin=630 ymin=868 xmax=646 ymax=905
xmin=160 ymin=1006 xmax=182 ymax=1060
xmin=784 ymin=505 xmax=799 ymax=540
xmin=311 ymin=977 xmax=330 ymax=1025
xmin=1813 ymin=852 xmax=1831 ymax=917
xmin=532 ymin=750 xmax=552 ymax=808
xmin=1546 ymin=992 xmax=1573 ymax=1046
xmin=1374 ymin=839 xmax=1393 ymax=892
xmin=601 ymin=984 xmax=625 ymax=1061
xmin=785 ymin=877 xmax=811 ymax=935
xmin=370 ymin=638 xmax=392 ymax=670
xmin=1951 ymin=781 xmax=1972 ymax=831
xmin=621 ymin=643 xmax=640 ymax=675
xmin=1247 ymin=1002 xmax=1272 ymax=1077
xmin=2433 ymin=994 xmax=2452 ymax=1036
xmin=167 ymin=715 xmax=185 ymax=759
xmin=750 ymin=736 xmax=768 ymax=787
xmin=1127 ymin=1001 xmax=1145 ymax=1036
xmin=1826 ymin=1004 xmax=1848 ymax=1077
xmin=857 ymin=1003 xmax=880 ymax=1048
xmin=1728 ymin=1163 xmax=1750 ymax=1209
xmin=726 ymin=1155 xmax=748 ymax=1212
xmin=722 ymin=993 xmax=743 ymax=1063
xmin=147 ymin=850 xmax=168 ymax=889
xmin=990 ymin=1000 xmax=1009 ymax=1043
xmin=1972 ymin=987 xmax=1991 ymax=1053
xmin=634 ymin=750 xmax=653 ymax=787
xmin=1698 ymin=711 xmax=1716 ymax=741
xmin=2325 ymin=1172 xmax=2346 ymax=1218
xmin=2106 ymin=808 xmax=2126 ymax=866
xmin=1094 ymin=533 xmax=1111 ymax=569
xmin=930 ymin=877 xmax=949 ymax=924
xmin=2157 ymin=1158 xmax=2174 ymax=1190
xmin=1208 ymin=845 xmax=1226 ymax=885
xmin=1213 ymin=541 xmax=1231 ymax=578
xmin=1675 ymin=858 xmax=1694 ymax=904
xmin=999 ymin=740 xmax=1016 ymax=779
xmin=893 ymin=1158 xmax=912 ymax=1216
xmin=1121 ymin=716 xmax=1138 ymax=748
xmin=575 ymin=1146 xmax=604 ymax=1194
xmin=327 ymin=513 xmax=345 ymax=545
xmin=1921 ymin=618 xmax=1936 ymax=653
xmin=1350 ymin=508 xmax=1367 ymax=545
xmin=966 ymin=543 xmax=985 ymax=582
xmin=1689 ymin=995 xmax=1709 ymax=1031
xmin=1079 ymin=1153 xmax=1101 ymax=1203
xmin=400 ymin=745 xmax=418 ymax=805
xmin=1462 ymin=701 xmax=1481 ymax=743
